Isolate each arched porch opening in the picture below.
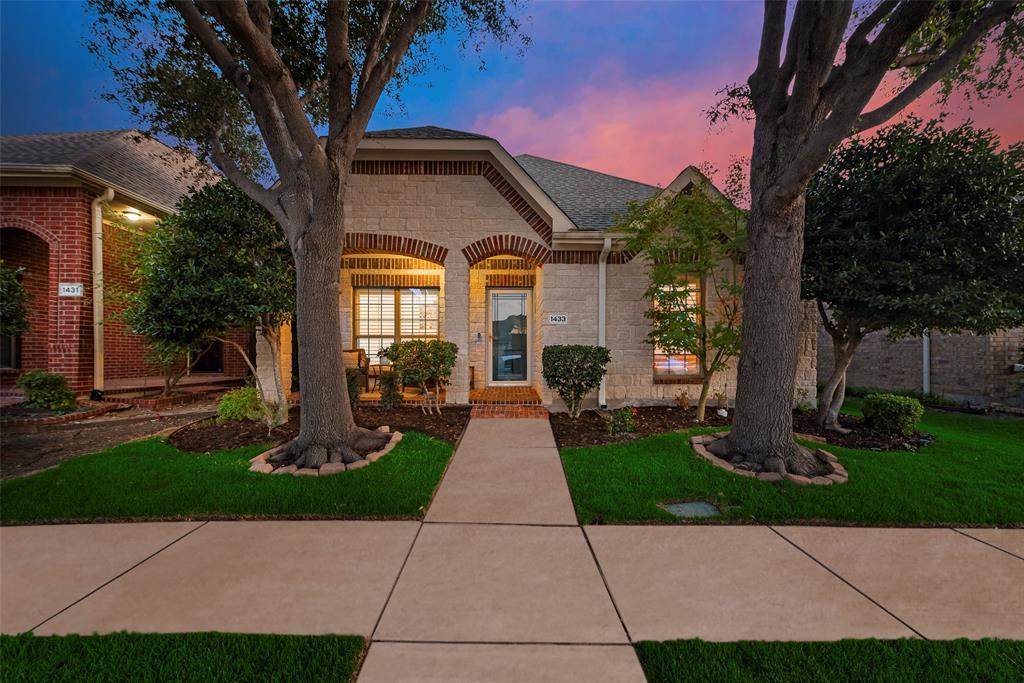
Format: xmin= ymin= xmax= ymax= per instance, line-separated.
xmin=1 ymin=227 xmax=52 ymax=388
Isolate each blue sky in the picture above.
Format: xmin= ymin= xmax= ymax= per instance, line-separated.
xmin=2 ymin=1 xmax=1019 ymax=185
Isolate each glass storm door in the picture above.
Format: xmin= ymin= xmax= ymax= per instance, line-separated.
xmin=489 ymin=289 xmax=530 ymax=383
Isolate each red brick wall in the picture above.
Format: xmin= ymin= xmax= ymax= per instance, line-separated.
xmin=0 ymin=228 xmax=50 ymax=386
xmin=2 ymin=185 xmax=252 ymax=393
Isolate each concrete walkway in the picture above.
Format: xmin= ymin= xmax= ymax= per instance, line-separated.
xmin=2 ymin=417 xmax=1023 ymax=682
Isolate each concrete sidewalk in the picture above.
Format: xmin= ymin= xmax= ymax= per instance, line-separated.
xmin=2 ymin=417 xmax=1023 ymax=682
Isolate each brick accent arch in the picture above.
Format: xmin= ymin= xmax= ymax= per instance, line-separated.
xmin=343 ymin=232 xmax=448 ymax=265
xmin=1 ymin=216 xmax=62 ymax=249
xmin=352 ymin=159 xmax=553 ymax=245
xmin=462 ymin=234 xmax=551 ymax=267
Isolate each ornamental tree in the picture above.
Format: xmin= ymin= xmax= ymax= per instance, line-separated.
xmin=617 ymin=170 xmax=745 ymax=422
xmin=0 ymin=261 xmax=29 ymax=338
xmin=383 ymin=338 xmax=459 ymax=415
xmin=804 ymin=118 xmax=1024 ymax=431
xmin=125 ymin=180 xmax=296 ymax=424
xmin=708 ymin=0 xmax=1023 ymax=475
xmin=88 ymin=0 xmax=526 ymax=468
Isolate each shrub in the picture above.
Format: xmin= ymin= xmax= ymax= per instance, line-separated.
xmin=541 ymin=345 xmax=611 ymax=418
xmin=863 ymin=392 xmax=924 ymax=436
xmin=345 ymin=368 xmax=363 ymax=408
xmin=607 ymin=407 xmax=638 ymax=434
xmin=16 ymin=370 xmax=76 ymax=412
xmin=846 ymin=385 xmax=958 ymax=408
xmin=379 ymin=371 xmax=402 ymax=409
xmin=217 ymin=387 xmax=265 ymax=423
xmin=383 ymin=339 xmax=458 ymax=415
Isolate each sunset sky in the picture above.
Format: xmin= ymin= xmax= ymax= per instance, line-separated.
xmin=2 ymin=1 xmax=1021 ymax=187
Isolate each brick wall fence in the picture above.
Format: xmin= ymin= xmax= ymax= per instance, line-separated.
xmin=817 ymin=325 xmax=1024 ymax=407
xmin=2 ymin=185 xmax=249 ymax=393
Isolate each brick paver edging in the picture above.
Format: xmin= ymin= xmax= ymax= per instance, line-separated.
xmin=1 ymin=400 xmax=129 ymax=431
xmin=690 ymin=433 xmax=849 ymax=485
xmin=247 ymin=427 xmax=402 ymax=476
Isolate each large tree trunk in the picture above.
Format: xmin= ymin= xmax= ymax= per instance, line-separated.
xmin=725 ymin=199 xmax=818 ymax=474
xmin=817 ymin=334 xmax=861 ymax=432
xmin=273 ymin=206 xmax=389 ymax=469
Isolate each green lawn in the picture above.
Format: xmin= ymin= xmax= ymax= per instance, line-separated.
xmin=1 ymin=633 xmax=364 ymax=683
xmin=0 ymin=432 xmax=452 ymax=524
xmin=561 ymin=405 xmax=1024 ymax=526
xmin=636 ymin=639 xmax=1024 ymax=683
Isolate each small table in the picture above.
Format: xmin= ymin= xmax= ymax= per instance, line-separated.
xmin=367 ymin=364 xmax=391 ymax=392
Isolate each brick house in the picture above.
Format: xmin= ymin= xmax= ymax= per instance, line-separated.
xmin=818 ymin=327 xmax=1024 ymax=409
xmin=255 ymin=126 xmax=818 ymax=410
xmin=1 ymin=129 xmax=249 ymax=395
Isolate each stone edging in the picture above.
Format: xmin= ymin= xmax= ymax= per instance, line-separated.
xmin=689 ymin=432 xmax=848 ymax=485
xmin=1 ymin=401 xmax=130 ymax=430
xmin=247 ymin=427 xmax=403 ymax=476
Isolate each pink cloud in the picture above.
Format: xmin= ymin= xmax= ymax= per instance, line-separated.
xmin=472 ymin=79 xmax=754 ymax=187
xmin=473 ymin=74 xmax=1022 ymax=190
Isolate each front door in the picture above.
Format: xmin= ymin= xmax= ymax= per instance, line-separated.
xmin=488 ymin=289 xmax=531 ymax=384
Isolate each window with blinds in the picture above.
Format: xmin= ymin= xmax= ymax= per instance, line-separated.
xmin=354 ymin=287 xmax=439 ymax=361
xmin=652 ymin=281 xmax=702 ymax=377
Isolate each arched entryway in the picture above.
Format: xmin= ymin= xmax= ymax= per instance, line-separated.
xmin=1 ymin=227 xmax=52 ymax=386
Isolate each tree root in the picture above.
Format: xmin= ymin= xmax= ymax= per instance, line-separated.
xmin=268 ymin=427 xmax=392 ymax=470
xmin=707 ymin=436 xmax=823 ymax=477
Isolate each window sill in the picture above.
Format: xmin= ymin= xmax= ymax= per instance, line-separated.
xmin=653 ymin=376 xmax=704 ymax=385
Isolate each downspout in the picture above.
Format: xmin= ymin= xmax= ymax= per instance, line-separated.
xmin=922 ymin=331 xmax=931 ymax=395
xmin=91 ymin=188 xmax=114 ymax=396
xmin=597 ymin=237 xmax=612 ymax=409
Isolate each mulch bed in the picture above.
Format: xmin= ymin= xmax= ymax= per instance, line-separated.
xmin=551 ymin=406 xmax=731 ymax=448
xmin=167 ymin=405 xmax=471 ymax=453
xmin=791 ymin=411 xmax=935 ymax=451
xmin=552 ymin=405 xmax=934 ymax=451
xmin=1 ymin=404 xmax=89 ymax=420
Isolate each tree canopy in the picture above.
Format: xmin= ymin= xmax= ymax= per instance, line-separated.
xmin=0 ymin=262 xmax=30 ymax=338
xmin=805 ymin=117 xmax=1024 ymax=428
xmin=805 ymin=118 xmax=1024 ymax=339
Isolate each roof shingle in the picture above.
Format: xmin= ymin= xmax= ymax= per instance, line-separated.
xmin=514 ymin=154 xmax=659 ymax=230
xmin=0 ymin=129 xmax=215 ymax=211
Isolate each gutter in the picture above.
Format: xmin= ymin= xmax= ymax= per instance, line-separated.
xmin=92 ymin=187 xmax=114 ymax=395
xmin=597 ymin=237 xmax=612 ymax=409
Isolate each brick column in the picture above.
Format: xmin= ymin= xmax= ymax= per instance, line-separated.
xmin=444 ymin=260 xmax=470 ymax=404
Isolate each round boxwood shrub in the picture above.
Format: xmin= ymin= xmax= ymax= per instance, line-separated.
xmin=216 ymin=387 xmax=266 ymax=423
xmin=15 ymin=370 xmax=76 ymax=412
xmin=541 ymin=344 xmax=611 ymax=418
xmin=862 ymin=392 xmax=924 ymax=437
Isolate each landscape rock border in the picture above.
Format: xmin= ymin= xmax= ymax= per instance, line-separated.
xmin=689 ymin=432 xmax=848 ymax=485
xmin=247 ymin=426 xmax=403 ymax=476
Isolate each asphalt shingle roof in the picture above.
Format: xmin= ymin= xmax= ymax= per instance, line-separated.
xmin=514 ymin=154 xmax=659 ymax=230
xmin=365 ymin=125 xmax=493 ymax=141
xmin=0 ymin=129 xmax=214 ymax=211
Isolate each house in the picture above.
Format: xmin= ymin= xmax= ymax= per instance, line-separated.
xmin=818 ymin=327 xmax=1024 ymax=409
xmin=0 ymin=129 xmax=249 ymax=395
xmin=255 ymin=126 xmax=818 ymax=410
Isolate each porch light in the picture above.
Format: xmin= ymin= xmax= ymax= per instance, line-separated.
xmin=123 ymin=209 xmax=142 ymax=221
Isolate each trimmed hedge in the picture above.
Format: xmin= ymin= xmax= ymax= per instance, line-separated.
xmin=863 ymin=392 xmax=924 ymax=436
xmin=542 ymin=345 xmax=611 ymax=418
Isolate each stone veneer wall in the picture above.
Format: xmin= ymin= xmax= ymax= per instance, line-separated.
xmin=256 ymin=161 xmax=819 ymax=408
xmin=818 ymin=325 xmax=1024 ymax=407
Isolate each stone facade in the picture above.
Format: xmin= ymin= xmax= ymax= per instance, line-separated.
xmin=257 ymin=157 xmax=818 ymax=409
xmin=818 ymin=325 xmax=1024 ymax=407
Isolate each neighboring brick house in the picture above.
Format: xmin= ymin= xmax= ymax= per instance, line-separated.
xmin=818 ymin=327 xmax=1024 ymax=408
xmin=255 ymin=126 xmax=818 ymax=410
xmin=0 ymin=129 xmax=249 ymax=394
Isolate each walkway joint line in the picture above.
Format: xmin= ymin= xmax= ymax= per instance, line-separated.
xmin=765 ymin=524 xmax=928 ymax=640
xmin=28 ymin=520 xmax=211 ymax=633
xmin=950 ymin=527 xmax=1024 ymax=562
xmin=580 ymin=526 xmax=633 ymax=643
xmin=370 ymin=638 xmax=633 ymax=647
xmin=370 ymin=521 xmax=425 ymax=642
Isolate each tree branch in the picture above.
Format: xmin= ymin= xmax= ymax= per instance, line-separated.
xmin=349 ymin=0 xmax=433 ymax=148
xmin=359 ymin=0 xmax=396 ymax=91
xmin=326 ymin=0 xmax=355 ymax=163
xmin=207 ymin=131 xmax=287 ymax=224
xmin=854 ymin=0 xmax=1019 ymax=133
xmin=748 ymin=0 xmax=788 ymax=109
